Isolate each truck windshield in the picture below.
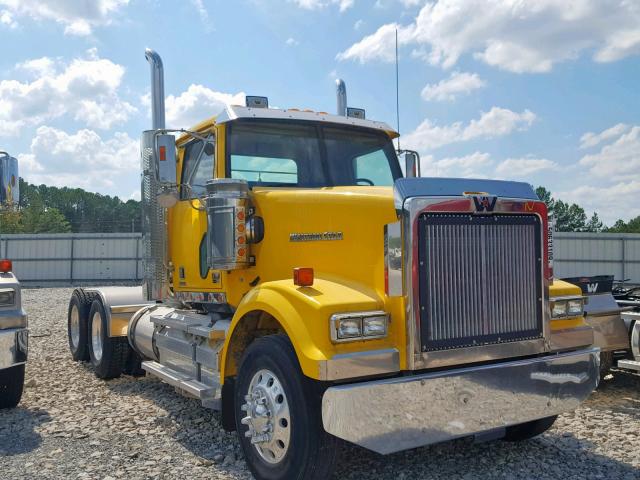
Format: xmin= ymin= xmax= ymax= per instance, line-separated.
xmin=226 ymin=120 xmax=402 ymax=188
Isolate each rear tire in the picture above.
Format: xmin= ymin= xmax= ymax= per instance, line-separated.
xmin=235 ymin=334 xmax=339 ymax=480
xmin=0 ymin=364 xmax=25 ymax=409
xmin=503 ymin=415 xmax=557 ymax=441
xmin=88 ymin=300 xmax=130 ymax=379
xmin=68 ymin=289 xmax=94 ymax=361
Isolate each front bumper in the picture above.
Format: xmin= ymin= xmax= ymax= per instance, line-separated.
xmin=0 ymin=328 xmax=28 ymax=370
xmin=322 ymin=347 xmax=599 ymax=454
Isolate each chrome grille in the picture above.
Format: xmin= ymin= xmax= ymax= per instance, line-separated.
xmin=418 ymin=214 xmax=542 ymax=351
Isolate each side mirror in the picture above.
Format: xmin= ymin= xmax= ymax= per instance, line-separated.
xmin=404 ymin=151 xmax=419 ymax=178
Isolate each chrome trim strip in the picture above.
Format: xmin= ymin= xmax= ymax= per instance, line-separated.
xmin=0 ymin=328 xmax=28 ymax=369
xmin=384 ymin=221 xmax=402 ymax=297
xmin=174 ymin=290 xmax=228 ymax=305
xmin=322 ymin=348 xmax=599 ymax=454
xmin=549 ymin=326 xmax=594 ymax=351
xmin=318 ymin=348 xmax=399 ymax=381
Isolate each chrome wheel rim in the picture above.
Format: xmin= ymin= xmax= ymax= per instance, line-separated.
xmin=241 ymin=368 xmax=291 ymax=464
xmin=70 ymin=305 xmax=80 ymax=350
xmin=91 ymin=311 xmax=103 ymax=362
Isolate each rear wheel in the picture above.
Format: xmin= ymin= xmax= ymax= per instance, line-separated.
xmin=0 ymin=364 xmax=25 ymax=409
xmin=67 ymin=289 xmax=94 ymax=361
xmin=88 ymin=300 xmax=130 ymax=379
xmin=235 ymin=334 xmax=339 ymax=480
xmin=503 ymin=415 xmax=557 ymax=441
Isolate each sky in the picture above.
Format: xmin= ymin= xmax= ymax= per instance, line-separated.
xmin=0 ymin=0 xmax=639 ymax=225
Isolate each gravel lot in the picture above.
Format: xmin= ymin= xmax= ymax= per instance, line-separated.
xmin=1 ymin=287 xmax=639 ymax=479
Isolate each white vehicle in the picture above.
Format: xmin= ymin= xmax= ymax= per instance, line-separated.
xmin=0 ymin=152 xmax=27 ymax=409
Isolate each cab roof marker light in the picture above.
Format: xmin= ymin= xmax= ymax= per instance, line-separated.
xmin=246 ymin=96 xmax=269 ymax=109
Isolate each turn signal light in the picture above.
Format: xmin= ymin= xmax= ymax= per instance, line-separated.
xmin=293 ymin=267 xmax=314 ymax=287
xmin=0 ymin=259 xmax=12 ymax=273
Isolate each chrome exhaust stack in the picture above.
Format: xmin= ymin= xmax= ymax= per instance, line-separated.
xmin=141 ymin=49 xmax=175 ymax=302
xmin=336 ymin=78 xmax=347 ymax=116
xmin=145 ymin=49 xmax=166 ymax=130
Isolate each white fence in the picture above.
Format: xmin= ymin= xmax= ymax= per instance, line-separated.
xmin=0 ymin=233 xmax=142 ymax=284
xmin=554 ymin=232 xmax=640 ymax=283
xmin=0 ymin=232 xmax=638 ymax=285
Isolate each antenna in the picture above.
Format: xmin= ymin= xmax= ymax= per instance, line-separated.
xmin=395 ymin=28 xmax=401 ymax=150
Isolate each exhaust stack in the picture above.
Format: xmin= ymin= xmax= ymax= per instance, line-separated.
xmin=145 ymin=48 xmax=166 ymax=130
xmin=336 ymin=79 xmax=347 ymax=116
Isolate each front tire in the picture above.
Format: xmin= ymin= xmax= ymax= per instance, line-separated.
xmin=235 ymin=334 xmax=339 ymax=480
xmin=0 ymin=364 xmax=25 ymax=409
xmin=503 ymin=415 xmax=557 ymax=441
xmin=88 ymin=300 xmax=130 ymax=380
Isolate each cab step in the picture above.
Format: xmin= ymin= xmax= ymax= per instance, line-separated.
xmin=142 ymin=360 xmax=220 ymax=405
xmin=617 ymin=359 xmax=640 ymax=372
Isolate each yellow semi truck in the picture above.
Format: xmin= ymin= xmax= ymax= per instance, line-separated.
xmin=66 ymin=49 xmax=599 ymax=480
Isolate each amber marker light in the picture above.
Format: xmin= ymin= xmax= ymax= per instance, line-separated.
xmin=293 ymin=267 xmax=314 ymax=287
xmin=159 ymin=145 xmax=167 ymax=161
xmin=0 ymin=259 xmax=12 ymax=273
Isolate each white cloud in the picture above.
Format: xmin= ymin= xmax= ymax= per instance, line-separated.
xmin=286 ymin=37 xmax=299 ymax=46
xmin=338 ymin=0 xmax=640 ymax=72
xmin=291 ymin=0 xmax=354 ymax=11
xmin=579 ymin=123 xmax=630 ymax=149
xmin=17 ymin=126 xmax=138 ymax=192
xmin=163 ymin=84 xmax=245 ymax=129
xmin=0 ymin=9 xmax=16 ymax=28
xmin=421 ymin=151 xmax=492 ymax=178
xmin=579 ymin=125 xmax=640 ymax=182
xmin=421 ymin=71 xmax=485 ymax=102
xmin=559 ymin=181 xmax=640 ymax=226
xmin=190 ymin=0 xmax=209 ymax=22
xmin=354 ymin=19 xmax=363 ymax=30
xmin=337 ymin=23 xmax=410 ymax=63
xmin=495 ymin=157 xmax=558 ymax=177
xmin=0 ymin=0 xmax=129 ymax=36
xmin=403 ymin=107 xmax=536 ymax=151
xmin=0 ymin=50 xmax=135 ymax=135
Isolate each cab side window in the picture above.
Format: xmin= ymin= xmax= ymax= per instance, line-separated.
xmin=180 ymin=137 xmax=214 ymax=199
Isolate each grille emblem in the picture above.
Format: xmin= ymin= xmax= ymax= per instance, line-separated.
xmin=472 ymin=196 xmax=497 ymax=212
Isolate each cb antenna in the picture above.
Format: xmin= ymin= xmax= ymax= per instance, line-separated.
xmin=395 ymin=28 xmax=401 ymax=150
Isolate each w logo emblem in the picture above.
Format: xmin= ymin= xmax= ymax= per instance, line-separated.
xmin=473 ymin=196 xmax=497 ymax=212
xmin=586 ymin=283 xmax=599 ymax=293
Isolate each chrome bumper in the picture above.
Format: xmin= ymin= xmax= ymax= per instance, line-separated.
xmin=0 ymin=328 xmax=28 ymax=370
xmin=321 ymin=348 xmax=599 ymax=454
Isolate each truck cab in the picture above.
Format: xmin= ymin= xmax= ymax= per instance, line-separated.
xmin=66 ymin=49 xmax=599 ymax=480
xmin=0 ymin=152 xmax=28 ymax=409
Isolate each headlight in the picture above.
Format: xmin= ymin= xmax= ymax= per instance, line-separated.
xmin=331 ymin=311 xmax=389 ymax=342
xmin=363 ymin=315 xmax=387 ymax=336
xmin=0 ymin=288 xmax=15 ymax=307
xmin=550 ymin=296 xmax=584 ymax=319
xmin=336 ymin=318 xmax=362 ymax=339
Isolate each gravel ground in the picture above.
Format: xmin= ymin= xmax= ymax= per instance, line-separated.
xmin=1 ymin=287 xmax=639 ymax=479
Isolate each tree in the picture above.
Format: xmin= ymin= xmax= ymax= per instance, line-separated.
xmin=606 ymin=216 xmax=640 ymax=233
xmin=18 ymin=178 xmax=141 ymax=232
xmin=0 ymin=205 xmax=71 ymax=234
xmin=535 ymin=186 xmax=603 ymax=232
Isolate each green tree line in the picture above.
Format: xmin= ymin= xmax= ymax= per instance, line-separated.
xmin=0 ymin=178 xmax=141 ymax=234
xmin=536 ymin=186 xmax=638 ymax=233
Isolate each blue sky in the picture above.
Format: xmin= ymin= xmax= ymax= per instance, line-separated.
xmin=0 ymin=0 xmax=639 ymax=224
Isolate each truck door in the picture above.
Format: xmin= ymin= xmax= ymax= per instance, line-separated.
xmin=170 ymin=135 xmax=222 ymax=292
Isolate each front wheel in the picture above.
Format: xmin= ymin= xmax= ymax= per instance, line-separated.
xmin=503 ymin=415 xmax=557 ymax=441
xmin=0 ymin=364 xmax=25 ymax=409
xmin=235 ymin=334 xmax=339 ymax=480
